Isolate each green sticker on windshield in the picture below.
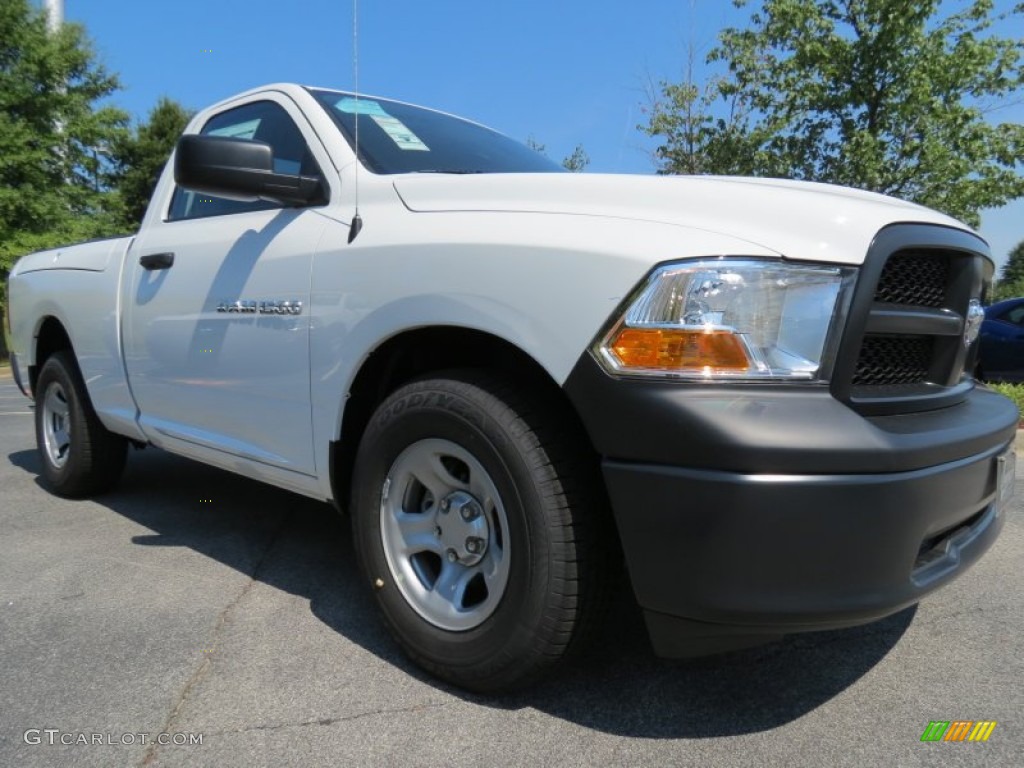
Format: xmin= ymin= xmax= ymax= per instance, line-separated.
xmin=334 ymin=97 xmax=429 ymax=151
xmin=371 ymin=115 xmax=430 ymax=151
xmin=334 ymin=97 xmax=389 ymax=117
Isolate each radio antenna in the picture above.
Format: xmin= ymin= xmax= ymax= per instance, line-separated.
xmin=348 ymin=0 xmax=364 ymax=243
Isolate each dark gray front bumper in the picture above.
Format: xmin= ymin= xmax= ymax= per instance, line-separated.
xmin=603 ymin=442 xmax=1009 ymax=656
xmin=564 ymin=354 xmax=1018 ymax=656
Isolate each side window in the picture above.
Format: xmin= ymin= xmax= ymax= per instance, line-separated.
xmin=168 ymin=100 xmax=321 ymax=222
xmin=1001 ymin=304 xmax=1024 ymax=326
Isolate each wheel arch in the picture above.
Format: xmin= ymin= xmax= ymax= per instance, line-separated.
xmin=329 ymin=325 xmax=601 ymax=513
xmin=29 ymin=315 xmax=75 ymax=397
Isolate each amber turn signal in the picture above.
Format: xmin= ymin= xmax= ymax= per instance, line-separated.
xmin=609 ymin=327 xmax=751 ymax=372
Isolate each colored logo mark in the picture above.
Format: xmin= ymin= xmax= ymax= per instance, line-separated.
xmin=920 ymin=721 xmax=997 ymax=742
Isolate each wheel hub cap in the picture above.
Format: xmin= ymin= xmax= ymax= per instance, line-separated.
xmin=41 ymin=382 xmax=72 ymax=469
xmin=378 ymin=438 xmax=511 ymax=631
xmin=437 ymin=490 xmax=489 ymax=567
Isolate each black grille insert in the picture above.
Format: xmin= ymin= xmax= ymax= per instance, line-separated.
xmin=874 ymin=251 xmax=949 ymax=308
xmin=853 ymin=335 xmax=933 ymax=386
xmin=834 ymin=226 xmax=990 ymax=415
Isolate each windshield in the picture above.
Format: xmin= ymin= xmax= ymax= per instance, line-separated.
xmin=308 ymin=88 xmax=564 ymax=175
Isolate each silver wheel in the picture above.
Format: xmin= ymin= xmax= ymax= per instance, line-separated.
xmin=353 ymin=373 xmax=610 ymax=691
xmin=379 ymin=437 xmax=511 ymax=631
xmin=41 ymin=381 xmax=72 ymax=469
xmin=33 ymin=350 xmax=127 ymax=497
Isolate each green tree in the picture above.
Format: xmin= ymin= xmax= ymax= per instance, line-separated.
xmin=525 ymin=135 xmax=547 ymax=154
xmin=644 ymin=0 xmax=1024 ymax=227
xmin=0 ymin=0 xmax=128 ymax=342
xmin=526 ymin=135 xmax=591 ymax=172
xmin=641 ymin=42 xmax=760 ymax=175
xmin=109 ymin=98 xmax=193 ymax=229
xmin=561 ymin=145 xmax=590 ymax=173
xmin=993 ymin=238 xmax=1024 ymax=301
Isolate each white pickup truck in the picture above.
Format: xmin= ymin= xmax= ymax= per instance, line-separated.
xmin=5 ymin=83 xmax=1018 ymax=691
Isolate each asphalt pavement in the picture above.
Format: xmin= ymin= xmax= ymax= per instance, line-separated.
xmin=1 ymin=369 xmax=1021 ymax=767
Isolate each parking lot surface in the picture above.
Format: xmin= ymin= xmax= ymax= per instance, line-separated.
xmin=1 ymin=371 xmax=1021 ymax=767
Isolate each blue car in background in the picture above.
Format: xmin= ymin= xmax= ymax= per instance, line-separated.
xmin=977 ymin=297 xmax=1024 ymax=382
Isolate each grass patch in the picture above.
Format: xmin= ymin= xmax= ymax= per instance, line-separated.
xmin=986 ymin=382 xmax=1024 ymax=419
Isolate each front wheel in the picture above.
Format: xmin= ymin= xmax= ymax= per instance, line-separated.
xmin=350 ymin=372 xmax=609 ymax=692
xmin=34 ymin=350 xmax=127 ymax=497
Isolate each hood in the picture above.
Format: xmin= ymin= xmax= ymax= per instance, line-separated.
xmin=392 ymin=173 xmax=973 ymax=266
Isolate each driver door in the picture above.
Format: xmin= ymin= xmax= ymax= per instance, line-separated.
xmin=123 ymin=97 xmax=329 ymax=476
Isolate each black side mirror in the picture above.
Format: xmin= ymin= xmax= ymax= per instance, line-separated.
xmin=174 ymin=135 xmax=326 ymax=207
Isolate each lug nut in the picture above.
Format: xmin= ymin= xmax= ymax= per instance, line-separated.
xmin=446 ymin=549 xmax=457 ymax=563
xmin=465 ymin=537 xmax=484 ymax=554
xmin=440 ymin=498 xmax=450 ymax=513
xmin=460 ymin=505 xmax=478 ymax=521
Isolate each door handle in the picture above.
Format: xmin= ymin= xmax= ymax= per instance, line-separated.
xmin=140 ymin=252 xmax=175 ymax=270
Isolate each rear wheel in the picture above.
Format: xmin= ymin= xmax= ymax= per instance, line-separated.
xmin=35 ymin=351 xmax=127 ymax=497
xmin=351 ymin=371 xmax=609 ymax=692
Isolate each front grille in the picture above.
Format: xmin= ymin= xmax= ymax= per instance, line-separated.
xmin=833 ymin=226 xmax=992 ymax=414
xmin=874 ymin=251 xmax=950 ymax=307
xmin=853 ymin=336 xmax=932 ymax=386
xmin=853 ymin=250 xmax=953 ymax=390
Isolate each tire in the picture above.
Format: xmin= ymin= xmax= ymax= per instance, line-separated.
xmin=350 ymin=371 xmax=610 ymax=692
xmin=34 ymin=350 xmax=128 ymax=497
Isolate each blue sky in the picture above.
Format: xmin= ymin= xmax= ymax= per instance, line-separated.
xmin=54 ymin=0 xmax=1022 ymax=268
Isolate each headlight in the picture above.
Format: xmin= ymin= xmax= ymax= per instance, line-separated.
xmin=596 ymin=259 xmax=856 ymax=381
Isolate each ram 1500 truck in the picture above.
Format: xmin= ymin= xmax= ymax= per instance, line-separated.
xmin=5 ymin=83 xmax=1018 ymax=692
